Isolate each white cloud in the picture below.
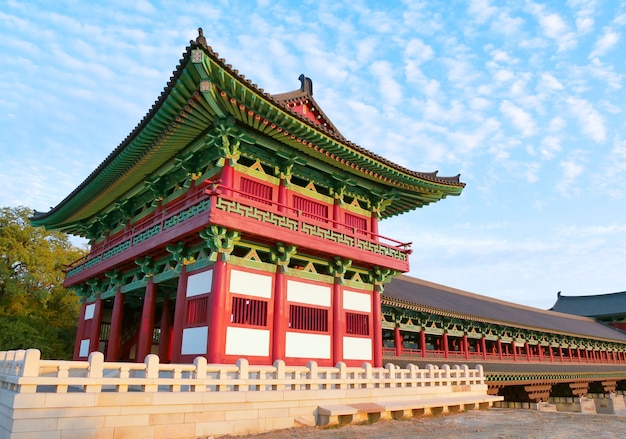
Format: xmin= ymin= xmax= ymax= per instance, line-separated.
xmin=500 ymin=100 xmax=536 ymax=137
xmin=559 ymin=223 xmax=626 ymax=237
xmin=567 ymin=0 xmax=597 ymax=34
xmin=468 ymin=0 xmax=499 ymax=24
xmin=405 ymin=38 xmax=435 ymax=63
xmin=556 ymin=153 xmax=586 ymax=196
xmin=369 ymin=61 xmax=403 ymax=107
xmin=491 ymin=11 xmax=525 ymax=36
xmin=590 ymin=27 xmax=620 ymax=58
xmin=494 ymin=69 xmax=515 ymax=82
xmin=587 ymin=59 xmax=623 ymax=89
xmin=469 ymin=97 xmax=491 ymax=111
xmin=525 ymin=1 xmax=577 ymax=51
xmin=538 ymin=72 xmax=564 ymax=92
xmin=566 ymin=96 xmax=606 ymax=143
xmin=548 ymin=117 xmax=567 ymax=132
xmin=539 ymin=135 xmax=562 ymax=160
xmin=135 ymin=0 xmax=156 ymax=14
xmin=597 ymin=136 xmax=626 ymax=198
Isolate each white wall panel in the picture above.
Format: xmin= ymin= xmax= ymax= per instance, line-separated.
xmin=79 ymin=339 xmax=90 ymax=357
xmin=181 ymin=326 xmax=208 ymax=355
xmin=343 ymin=336 xmax=372 ymax=361
xmin=186 ymin=270 xmax=213 ymax=298
xmin=343 ymin=290 xmax=371 ymax=313
xmin=84 ymin=304 xmax=95 ymax=320
xmin=225 ymin=327 xmax=270 ymax=357
xmin=285 ymin=332 xmax=331 ymax=359
xmin=229 ymin=269 xmax=272 ymax=298
xmin=287 ymin=280 xmax=331 ymax=307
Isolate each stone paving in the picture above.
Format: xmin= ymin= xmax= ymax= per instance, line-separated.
xmin=230 ymin=408 xmax=626 ymax=439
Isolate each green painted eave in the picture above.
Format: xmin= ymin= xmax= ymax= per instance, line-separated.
xmin=31 ymin=38 xmax=465 ymax=232
xmin=189 ymin=46 xmax=465 ymax=218
xmin=31 ymin=49 xmax=213 ymax=230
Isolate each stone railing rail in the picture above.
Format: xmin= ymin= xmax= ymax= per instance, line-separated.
xmin=0 ymin=349 xmax=484 ymax=395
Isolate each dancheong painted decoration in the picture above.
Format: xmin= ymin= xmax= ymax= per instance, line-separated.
xmin=30 ymin=29 xmax=465 ymax=367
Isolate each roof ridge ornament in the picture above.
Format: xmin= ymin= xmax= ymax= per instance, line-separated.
xmin=196 ymin=27 xmax=207 ymax=48
xmin=298 ymin=74 xmax=313 ymax=96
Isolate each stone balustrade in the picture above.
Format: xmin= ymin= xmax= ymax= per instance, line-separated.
xmin=0 ymin=349 xmax=485 ymax=395
xmin=0 ymin=349 xmax=497 ymax=439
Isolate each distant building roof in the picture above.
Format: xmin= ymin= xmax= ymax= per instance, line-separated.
xmin=550 ymin=291 xmax=626 ymax=319
xmin=382 ymin=275 xmax=626 ymax=343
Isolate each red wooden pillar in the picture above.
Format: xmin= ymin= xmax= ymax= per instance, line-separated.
xmin=106 ymin=288 xmax=124 ymax=361
xmin=170 ymin=266 xmax=188 ymax=363
xmin=89 ymin=294 xmax=103 ymax=356
xmin=576 ymin=348 xmax=581 ymax=363
xmin=567 ymin=347 xmax=573 ymax=362
xmin=331 ymin=282 xmax=344 ymax=365
xmin=221 ymin=162 xmax=234 ymax=195
xmin=333 ymin=198 xmax=341 ymax=230
xmin=74 ymin=300 xmax=88 ymax=360
xmin=481 ymin=337 xmax=487 ymax=360
xmin=372 ymin=289 xmax=383 ymax=368
xmin=208 ymin=261 xmax=228 ymax=364
xmin=443 ymin=333 xmax=449 ymax=359
xmin=370 ymin=212 xmax=379 ymax=241
xmin=277 ymin=179 xmax=287 ymax=213
xmin=394 ymin=326 xmax=402 ymax=357
xmin=538 ymin=344 xmax=544 ymax=361
xmin=420 ymin=330 xmax=427 ymax=358
xmin=549 ymin=346 xmax=554 ymax=362
xmin=158 ymin=296 xmax=173 ymax=362
xmin=512 ymin=344 xmax=518 ymax=361
xmin=272 ymin=271 xmax=287 ymax=362
xmin=558 ymin=347 xmax=564 ymax=362
xmin=136 ymin=279 xmax=157 ymax=362
xmin=463 ymin=335 xmax=469 ymax=360
xmin=525 ymin=342 xmax=531 ymax=361
xmin=497 ymin=339 xmax=503 ymax=361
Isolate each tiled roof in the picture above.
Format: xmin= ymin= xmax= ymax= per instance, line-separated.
xmin=383 ymin=275 xmax=626 ymax=342
xmin=550 ymin=291 xmax=626 ymax=318
xmin=31 ymin=29 xmax=465 ymax=231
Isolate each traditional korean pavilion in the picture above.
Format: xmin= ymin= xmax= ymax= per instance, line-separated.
xmin=30 ymin=29 xmax=465 ymax=367
xmin=551 ymin=291 xmax=626 ymax=331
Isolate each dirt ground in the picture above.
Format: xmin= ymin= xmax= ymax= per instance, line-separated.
xmin=225 ymin=409 xmax=626 ymax=439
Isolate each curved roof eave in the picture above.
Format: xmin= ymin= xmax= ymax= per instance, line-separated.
xmin=31 ymin=30 xmax=465 ymax=230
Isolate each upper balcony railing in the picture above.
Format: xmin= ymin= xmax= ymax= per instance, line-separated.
xmin=206 ymin=180 xmax=411 ymax=260
xmin=383 ymin=346 xmax=626 ymax=365
xmin=65 ymin=187 xmax=210 ymax=279
xmin=65 ymin=180 xmax=412 ymax=280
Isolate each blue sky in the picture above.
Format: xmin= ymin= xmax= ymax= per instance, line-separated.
xmin=1 ymin=0 xmax=625 ymax=309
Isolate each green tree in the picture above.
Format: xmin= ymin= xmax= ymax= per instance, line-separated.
xmin=0 ymin=206 xmax=86 ymax=359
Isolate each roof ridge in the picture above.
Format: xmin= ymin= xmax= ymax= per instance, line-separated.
xmin=394 ymin=274 xmax=600 ymax=323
